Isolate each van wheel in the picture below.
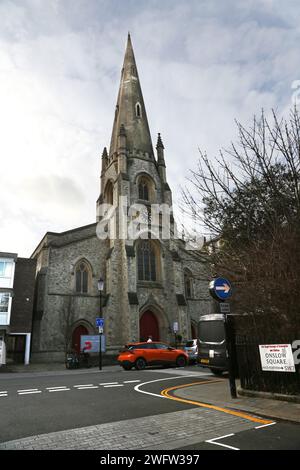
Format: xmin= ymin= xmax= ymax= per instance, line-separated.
xmin=135 ymin=358 xmax=146 ymax=370
xmin=176 ymin=356 xmax=187 ymax=367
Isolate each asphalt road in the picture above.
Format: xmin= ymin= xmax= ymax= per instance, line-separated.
xmin=0 ymin=366 xmax=203 ymax=443
xmin=0 ymin=365 xmax=299 ymax=450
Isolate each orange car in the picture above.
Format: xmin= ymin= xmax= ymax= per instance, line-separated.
xmin=117 ymin=341 xmax=189 ymax=370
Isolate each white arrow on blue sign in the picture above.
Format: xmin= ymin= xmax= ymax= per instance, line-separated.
xmin=209 ymin=277 xmax=232 ymax=301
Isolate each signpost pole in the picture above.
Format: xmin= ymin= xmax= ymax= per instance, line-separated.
xmin=99 ymin=330 xmax=102 ymax=371
xmin=224 ymin=312 xmax=237 ymax=399
xmin=97 ymin=278 xmax=104 ymax=371
xmin=209 ymin=277 xmax=237 ymax=399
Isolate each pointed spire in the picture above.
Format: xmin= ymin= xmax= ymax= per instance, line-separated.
xmin=156 ymin=133 xmax=164 ymax=150
xmin=108 ymin=35 xmax=154 ymax=158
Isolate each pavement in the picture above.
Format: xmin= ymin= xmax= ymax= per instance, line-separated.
xmin=173 ymin=378 xmax=300 ymax=424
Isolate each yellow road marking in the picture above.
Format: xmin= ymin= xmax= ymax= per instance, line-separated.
xmin=161 ymin=380 xmax=274 ymax=425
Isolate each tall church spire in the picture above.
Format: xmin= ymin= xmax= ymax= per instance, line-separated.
xmin=109 ymin=34 xmax=154 ymax=159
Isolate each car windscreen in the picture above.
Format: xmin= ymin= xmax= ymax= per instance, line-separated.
xmin=199 ymin=320 xmax=225 ymax=343
xmin=185 ymin=341 xmax=195 ymax=347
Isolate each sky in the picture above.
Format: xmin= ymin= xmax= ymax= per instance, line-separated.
xmin=0 ymin=0 xmax=300 ymax=256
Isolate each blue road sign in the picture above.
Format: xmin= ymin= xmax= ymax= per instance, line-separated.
xmin=209 ymin=277 xmax=232 ymax=301
xmin=96 ymin=317 xmax=104 ymax=328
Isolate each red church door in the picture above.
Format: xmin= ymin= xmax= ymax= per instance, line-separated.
xmin=72 ymin=325 xmax=88 ymax=354
xmin=140 ymin=310 xmax=160 ymax=342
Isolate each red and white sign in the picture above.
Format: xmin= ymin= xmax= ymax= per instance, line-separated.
xmin=259 ymin=344 xmax=295 ymax=373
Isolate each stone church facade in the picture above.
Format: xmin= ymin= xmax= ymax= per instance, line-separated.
xmin=31 ymin=35 xmax=211 ymax=362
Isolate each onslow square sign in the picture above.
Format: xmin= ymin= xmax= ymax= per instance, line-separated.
xmin=259 ymin=344 xmax=296 ymax=373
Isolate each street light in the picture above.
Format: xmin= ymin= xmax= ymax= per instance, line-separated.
xmin=97 ymin=278 xmax=104 ymax=370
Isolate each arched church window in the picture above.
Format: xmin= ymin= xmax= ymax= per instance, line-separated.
xmin=137 ymin=240 xmax=157 ymax=282
xmin=138 ymin=179 xmax=149 ymax=201
xmin=75 ymin=261 xmax=89 ymax=294
xmin=104 ymin=181 xmax=114 ymax=205
xmin=184 ymin=269 xmax=193 ymax=299
xmin=135 ymin=102 xmax=142 ymax=118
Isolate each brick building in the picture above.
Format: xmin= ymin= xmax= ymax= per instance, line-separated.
xmin=0 ymin=253 xmax=36 ymax=365
xmin=31 ymin=35 xmax=212 ymax=362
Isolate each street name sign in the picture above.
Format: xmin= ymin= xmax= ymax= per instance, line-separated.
xmin=259 ymin=344 xmax=295 ymax=372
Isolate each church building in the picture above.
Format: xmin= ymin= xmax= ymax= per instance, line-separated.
xmin=31 ymin=35 xmax=211 ymax=362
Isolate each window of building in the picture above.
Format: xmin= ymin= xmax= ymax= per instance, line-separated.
xmin=75 ymin=262 xmax=89 ymax=294
xmin=184 ymin=270 xmax=193 ymax=299
xmin=137 ymin=240 xmax=157 ymax=282
xmin=135 ymin=102 xmax=142 ymax=118
xmin=0 ymin=260 xmax=14 ymax=288
xmin=138 ymin=180 xmax=149 ymax=201
xmin=0 ymin=292 xmax=11 ymax=325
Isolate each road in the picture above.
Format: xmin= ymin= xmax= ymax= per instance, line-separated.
xmin=0 ymin=365 xmax=299 ymax=450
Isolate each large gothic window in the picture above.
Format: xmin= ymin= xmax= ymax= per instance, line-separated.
xmin=137 ymin=240 xmax=157 ymax=282
xmin=138 ymin=180 xmax=149 ymax=201
xmin=75 ymin=261 xmax=89 ymax=294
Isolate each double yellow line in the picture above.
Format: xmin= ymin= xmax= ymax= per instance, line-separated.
xmin=161 ymin=380 xmax=274 ymax=425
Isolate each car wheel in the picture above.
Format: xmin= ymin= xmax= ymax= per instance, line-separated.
xmin=135 ymin=357 xmax=146 ymax=370
xmin=122 ymin=364 xmax=132 ymax=371
xmin=176 ymin=356 xmax=187 ymax=367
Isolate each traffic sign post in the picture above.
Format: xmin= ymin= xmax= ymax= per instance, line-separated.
xmin=209 ymin=277 xmax=237 ymax=399
xmin=96 ymin=317 xmax=104 ymax=370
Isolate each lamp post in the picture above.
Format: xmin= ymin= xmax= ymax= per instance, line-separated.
xmin=97 ymin=277 xmax=104 ymax=371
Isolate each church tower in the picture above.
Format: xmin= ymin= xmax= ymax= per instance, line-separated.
xmin=97 ymin=34 xmax=181 ymax=349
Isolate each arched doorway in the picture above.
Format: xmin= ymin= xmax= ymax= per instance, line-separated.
xmin=72 ymin=325 xmax=88 ymax=354
xmin=140 ymin=310 xmax=160 ymax=342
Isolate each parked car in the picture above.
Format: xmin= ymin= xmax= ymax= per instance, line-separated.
xmin=117 ymin=341 xmax=189 ymax=370
xmin=184 ymin=339 xmax=199 ymax=364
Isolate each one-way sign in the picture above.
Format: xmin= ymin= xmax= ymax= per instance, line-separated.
xmin=209 ymin=277 xmax=233 ymax=301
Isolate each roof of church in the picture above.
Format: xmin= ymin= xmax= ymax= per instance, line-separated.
xmin=109 ymin=33 xmax=154 ymax=159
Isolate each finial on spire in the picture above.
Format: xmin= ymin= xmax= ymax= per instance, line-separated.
xmin=156 ymin=133 xmax=164 ymax=150
xmin=101 ymin=147 xmax=108 ymax=159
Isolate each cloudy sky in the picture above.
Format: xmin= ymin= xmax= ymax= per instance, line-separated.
xmin=0 ymin=0 xmax=299 ymax=256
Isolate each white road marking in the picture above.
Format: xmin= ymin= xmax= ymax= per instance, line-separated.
xmin=48 ymin=388 xmax=70 ymax=392
xmin=73 ymin=384 xmax=95 ymax=388
xmin=123 ymin=380 xmax=141 ymax=384
xmin=17 ymin=389 xmax=39 ymax=393
xmin=255 ymin=422 xmax=276 ymax=430
xmin=99 ymin=382 xmax=119 ymax=386
xmin=0 ymin=393 xmax=8 ymax=397
xmin=103 ymin=384 xmax=124 ymax=388
xmin=76 ymin=386 xmax=99 ymax=390
xmin=134 ymin=375 xmax=204 ymax=399
xmin=18 ymin=390 xmax=42 ymax=395
xmin=46 ymin=387 xmax=69 ymax=390
xmin=205 ymin=434 xmax=240 ymax=450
